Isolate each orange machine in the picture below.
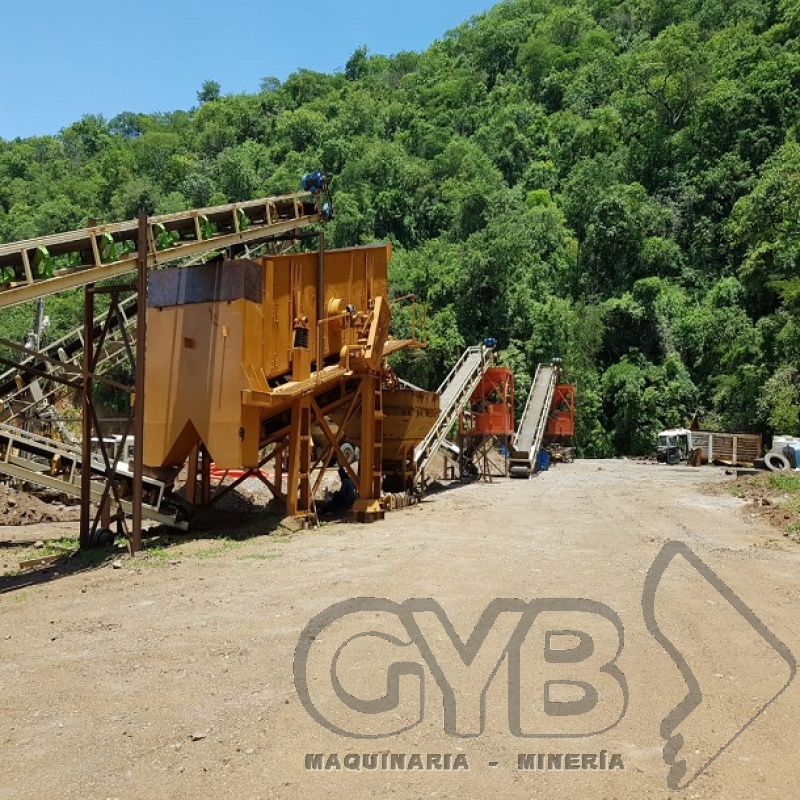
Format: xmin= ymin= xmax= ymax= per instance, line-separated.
xmin=344 ymin=375 xmax=440 ymax=493
xmin=143 ymin=243 xmax=435 ymax=520
xmin=460 ymin=367 xmax=515 ymax=437
xmin=458 ymin=366 xmax=515 ymax=478
xmin=545 ymin=385 xmax=575 ymax=438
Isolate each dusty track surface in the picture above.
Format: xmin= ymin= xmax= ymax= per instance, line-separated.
xmin=1 ymin=460 xmax=799 ymax=799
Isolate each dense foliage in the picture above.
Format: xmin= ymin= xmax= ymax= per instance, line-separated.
xmin=1 ymin=0 xmax=798 ymax=454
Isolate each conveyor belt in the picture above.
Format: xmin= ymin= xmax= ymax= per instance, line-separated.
xmin=0 ymin=422 xmax=185 ymax=528
xmin=0 ymin=192 xmax=322 ymax=310
xmin=509 ymin=362 xmax=558 ymax=478
xmin=414 ymin=346 xmax=491 ymax=478
xmin=0 ymin=295 xmax=137 ymax=423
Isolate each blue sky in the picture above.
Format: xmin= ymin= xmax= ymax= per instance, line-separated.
xmin=0 ymin=0 xmax=497 ymax=141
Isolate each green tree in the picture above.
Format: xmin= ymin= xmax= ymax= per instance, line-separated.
xmin=626 ymin=23 xmax=707 ymax=130
xmin=345 ymin=46 xmax=370 ymax=81
xmin=730 ymin=140 xmax=800 ymax=311
xmin=197 ymin=80 xmax=221 ymax=104
xmin=0 ymin=0 xmax=796 ymax=456
xmin=759 ymin=367 xmax=800 ymax=436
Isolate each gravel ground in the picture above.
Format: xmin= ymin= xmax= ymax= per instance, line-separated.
xmin=1 ymin=459 xmax=799 ymax=800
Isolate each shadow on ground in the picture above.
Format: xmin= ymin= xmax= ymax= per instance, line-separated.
xmin=0 ymin=495 xmax=299 ymax=595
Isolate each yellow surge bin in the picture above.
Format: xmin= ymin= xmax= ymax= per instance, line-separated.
xmin=144 ymin=298 xmax=264 ymax=469
xmin=143 ymin=244 xmax=391 ymax=470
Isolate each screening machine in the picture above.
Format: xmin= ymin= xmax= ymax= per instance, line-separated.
xmin=143 ymin=243 xmax=437 ymax=521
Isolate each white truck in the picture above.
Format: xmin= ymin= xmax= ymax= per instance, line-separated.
xmin=656 ymin=428 xmax=762 ymax=466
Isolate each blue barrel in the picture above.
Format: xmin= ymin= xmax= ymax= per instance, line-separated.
xmin=537 ymin=450 xmax=550 ymax=472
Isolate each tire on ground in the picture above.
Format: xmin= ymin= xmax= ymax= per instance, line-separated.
xmin=765 ymin=451 xmax=791 ymax=472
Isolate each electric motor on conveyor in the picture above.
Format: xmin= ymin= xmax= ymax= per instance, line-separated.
xmin=301 ymin=171 xmax=334 ymax=220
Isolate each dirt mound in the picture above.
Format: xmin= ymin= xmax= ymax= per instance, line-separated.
xmin=0 ymin=483 xmax=81 ymax=526
xmin=706 ymin=471 xmax=800 ymax=540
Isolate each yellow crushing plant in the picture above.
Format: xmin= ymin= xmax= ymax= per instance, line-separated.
xmin=143 ymin=243 xmax=438 ymax=521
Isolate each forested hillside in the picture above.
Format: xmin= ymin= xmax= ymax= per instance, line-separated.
xmin=1 ymin=0 xmax=798 ymax=455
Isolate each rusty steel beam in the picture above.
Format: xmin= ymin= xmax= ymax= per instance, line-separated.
xmin=0 ymin=336 xmax=134 ymax=393
xmin=310 ymin=397 xmax=360 ymax=487
xmin=206 ymin=443 xmax=287 ymax=508
xmin=311 ymin=389 xmax=364 ymax=499
xmin=79 ymin=287 xmax=93 ymax=550
xmin=131 ymin=212 xmax=148 ymax=554
xmin=0 ymin=198 xmax=323 ymax=310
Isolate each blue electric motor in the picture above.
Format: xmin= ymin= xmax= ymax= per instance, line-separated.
xmin=537 ymin=450 xmax=551 ymax=472
xmin=302 ymin=171 xmax=326 ymax=194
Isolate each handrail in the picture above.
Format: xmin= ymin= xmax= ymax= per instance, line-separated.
xmin=414 ymin=346 xmax=490 ymax=476
xmin=513 ymin=363 xmax=543 ymax=452
xmin=512 ymin=362 xmax=559 ymax=467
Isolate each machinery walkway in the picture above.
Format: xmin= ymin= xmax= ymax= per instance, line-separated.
xmin=509 ymin=361 xmax=558 ymax=478
xmin=414 ymin=345 xmax=491 ymax=479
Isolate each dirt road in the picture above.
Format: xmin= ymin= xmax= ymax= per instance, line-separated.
xmin=1 ymin=460 xmax=798 ymax=799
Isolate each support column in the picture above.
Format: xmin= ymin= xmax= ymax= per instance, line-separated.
xmin=185 ymin=443 xmax=199 ymax=505
xmin=130 ymin=211 xmax=148 ymax=554
xmin=286 ymin=397 xmax=312 ymax=517
xmin=317 ymin=231 xmax=325 ymax=354
xmin=299 ymin=400 xmax=311 ymax=515
xmin=352 ymin=373 xmax=384 ymax=522
xmin=274 ymin=442 xmax=285 ymax=501
xmin=79 ymin=286 xmax=94 ymax=550
xmin=200 ymin=445 xmax=211 ymax=505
